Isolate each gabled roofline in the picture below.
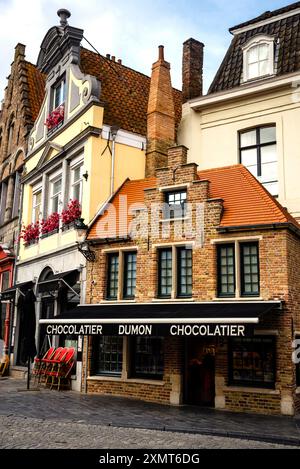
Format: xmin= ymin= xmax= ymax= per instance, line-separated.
xmin=230 ymin=6 xmax=300 ymax=35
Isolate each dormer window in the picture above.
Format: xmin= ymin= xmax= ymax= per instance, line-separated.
xmin=242 ymin=36 xmax=274 ymax=82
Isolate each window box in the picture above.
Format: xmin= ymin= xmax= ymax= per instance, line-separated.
xmin=24 ymin=238 xmax=39 ymax=248
xmin=45 ymin=104 xmax=65 ymax=133
xmin=20 ymin=221 xmax=40 ymax=246
xmin=61 ymin=221 xmax=75 ymax=232
xmin=41 ymin=212 xmax=60 ymax=237
xmin=40 ymin=228 xmax=59 ymax=239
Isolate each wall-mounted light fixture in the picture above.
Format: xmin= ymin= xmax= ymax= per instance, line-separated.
xmin=83 ymin=171 xmax=88 ymax=181
xmin=74 ymin=218 xmax=95 ymax=262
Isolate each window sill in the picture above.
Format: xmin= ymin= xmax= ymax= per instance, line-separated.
xmin=213 ymin=297 xmax=263 ymax=302
xmin=101 ymin=300 xmax=137 ymax=304
xmin=88 ymin=376 xmax=165 ymax=386
xmin=160 ymin=217 xmax=190 ymax=223
xmin=223 ymin=386 xmax=279 ymax=395
xmin=152 ymin=298 xmax=194 ymax=303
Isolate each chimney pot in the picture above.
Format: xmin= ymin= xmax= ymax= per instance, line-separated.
xmin=106 ymin=54 xmax=111 ymax=59
xmin=111 ymin=56 xmax=116 ymax=62
xmin=158 ymin=45 xmax=164 ymax=61
xmin=182 ymin=38 xmax=204 ymax=103
xmin=117 ymin=59 xmax=122 ymax=64
xmin=57 ymin=8 xmax=71 ymax=27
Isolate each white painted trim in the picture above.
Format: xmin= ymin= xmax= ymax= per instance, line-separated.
xmin=190 ymin=72 xmax=300 ymax=110
xmin=211 ymin=236 xmax=263 ymax=244
xmin=40 ymin=317 xmax=259 ymax=324
xmin=158 ymin=183 xmax=190 ymax=192
xmin=102 ymin=125 xmax=146 ymax=150
xmin=152 ymin=241 xmax=195 ymax=248
xmin=102 ymin=246 xmax=139 ymax=253
xmin=231 ymin=8 xmax=300 ymax=35
xmin=242 ymin=35 xmax=275 ymax=83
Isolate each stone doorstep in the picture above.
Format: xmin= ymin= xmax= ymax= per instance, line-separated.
xmin=9 ymin=366 xmax=27 ymax=380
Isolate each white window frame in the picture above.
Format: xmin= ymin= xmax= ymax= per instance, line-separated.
xmin=69 ymin=157 xmax=84 ymax=204
xmin=53 ymin=78 xmax=66 ymax=110
xmin=242 ymin=35 xmax=275 ymax=83
xmin=48 ymin=171 xmax=62 ymax=215
xmin=32 ymin=184 xmax=42 ymax=223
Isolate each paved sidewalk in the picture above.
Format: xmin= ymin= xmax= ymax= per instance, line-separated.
xmin=0 ymin=377 xmax=299 ymax=446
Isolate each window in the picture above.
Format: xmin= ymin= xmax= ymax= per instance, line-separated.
xmin=7 ymin=119 xmax=14 ymax=156
xmin=158 ymin=248 xmax=172 ymax=298
xmin=93 ymin=336 xmax=123 ymax=376
xmin=49 ymin=176 xmax=62 ymax=214
xmin=240 ymin=243 xmax=259 ymax=296
xmin=53 ymin=78 xmax=66 ymax=110
xmin=32 ymin=188 xmax=42 ymax=223
xmin=70 ymin=162 xmax=83 ymax=203
xmin=242 ymin=36 xmax=274 ymax=82
xmin=217 ymin=241 xmax=259 ymax=298
xmin=229 ymin=336 xmax=276 ymax=388
xmin=239 ymin=125 xmax=278 ymax=196
xmin=217 ymin=244 xmax=235 ymax=297
xmin=0 ymin=271 xmax=10 ymax=340
xmin=158 ymin=246 xmax=193 ymax=299
xmin=0 ymin=181 xmax=8 ymax=225
xmin=177 ymin=247 xmax=192 ymax=297
xmin=164 ymin=190 xmax=187 ymax=219
xmin=132 ymin=336 xmax=164 ymax=380
xmin=12 ymin=172 xmax=21 ymax=219
xmin=123 ymin=251 xmax=137 ymax=299
xmin=106 ymin=253 xmax=119 ymax=300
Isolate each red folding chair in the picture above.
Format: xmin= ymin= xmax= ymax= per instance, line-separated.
xmin=46 ymin=347 xmax=75 ymax=391
xmin=32 ymin=347 xmax=55 ymax=384
xmin=44 ymin=347 xmax=67 ymax=387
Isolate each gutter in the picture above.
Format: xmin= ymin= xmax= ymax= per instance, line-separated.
xmin=217 ymin=222 xmax=300 ymax=237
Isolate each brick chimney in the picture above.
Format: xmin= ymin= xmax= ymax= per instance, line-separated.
xmin=146 ymin=45 xmax=175 ymax=177
xmin=182 ymin=38 xmax=204 ymax=103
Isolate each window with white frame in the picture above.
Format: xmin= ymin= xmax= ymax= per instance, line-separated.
xmin=49 ymin=174 xmax=62 ymax=214
xmin=70 ymin=161 xmax=83 ymax=203
xmin=242 ymin=36 xmax=274 ymax=82
xmin=53 ymin=78 xmax=66 ymax=110
xmin=32 ymin=187 xmax=42 ymax=223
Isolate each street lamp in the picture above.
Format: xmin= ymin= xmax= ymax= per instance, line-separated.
xmin=74 ymin=218 xmax=96 ymax=262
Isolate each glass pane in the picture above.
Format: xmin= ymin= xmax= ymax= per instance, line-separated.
xmin=260 ymin=162 xmax=278 ymax=183
xmin=35 ymin=191 xmax=42 ymax=205
xmin=259 ymin=44 xmax=269 ymax=61
xmin=248 ymin=62 xmax=259 ymax=79
xmin=248 ymin=46 xmax=258 ymax=64
xmin=263 ymin=181 xmax=278 ymax=196
xmin=260 ymin=144 xmax=277 ymax=163
xmin=259 ymin=59 xmax=269 ymax=76
xmin=73 ymin=183 xmax=81 ymax=202
xmin=53 ymin=179 xmax=62 ymax=195
xmin=240 ymin=130 xmax=257 ymax=148
xmin=260 ymin=127 xmax=276 ymax=145
xmin=240 ymin=148 xmax=257 ymax=166
xmin=73 ymin=166 xmax=81 ymax=182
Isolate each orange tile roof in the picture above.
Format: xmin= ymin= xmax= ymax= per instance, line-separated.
xmin=24 ymin=61 xmax=46 ymax=122
xmin=80 ymin=47 xmax=182 ymax=135
xmin=88 ymin=164 xmax=300 ymax=240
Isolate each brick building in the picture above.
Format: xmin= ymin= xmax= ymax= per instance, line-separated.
xmin=41 ymin=41 xmax=300 ymax=416
xmin=0 ymin=44 xmax=44 ymax=359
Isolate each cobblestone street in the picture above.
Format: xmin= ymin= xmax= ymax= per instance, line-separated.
xmin=0 ymin=414 xmax=297 ymax=449
xmin=0 ymin=378 xmax=299 ymax=449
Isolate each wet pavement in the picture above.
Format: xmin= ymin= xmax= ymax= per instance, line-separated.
xmin=0 ymin=377 xmax=300 ymax=447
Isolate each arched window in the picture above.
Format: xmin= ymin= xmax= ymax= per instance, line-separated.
xmin=6 ymin=115 xmax=15 ymax=156
xmin=242 ymin=35 xmax=275 ymax=82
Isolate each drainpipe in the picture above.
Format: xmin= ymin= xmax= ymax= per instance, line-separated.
xmin=110 ymin=126 xmax=119 ymax=195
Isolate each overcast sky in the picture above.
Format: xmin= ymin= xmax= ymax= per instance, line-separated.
xmin=0 ymin=0 xmax=294 ymax=99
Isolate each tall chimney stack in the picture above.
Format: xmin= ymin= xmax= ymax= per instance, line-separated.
xmin=182 ymin=38 xmax=204 ymax=103
xmin=146 ymin=45 xmax=175 ymax=177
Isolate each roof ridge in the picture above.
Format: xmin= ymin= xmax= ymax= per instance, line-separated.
xmin=80 ymin=46 xmax=182 ymax=93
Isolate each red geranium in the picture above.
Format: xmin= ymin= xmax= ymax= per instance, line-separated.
xmin=44 ymin=104 xmax=64 ymax=131
xmin=41 ymin=212 xmax=60 ymax=234
xmin=61 ymin=199 xmax=81 ymax=225
xmin=19 ymin=221 xmax=40 ymax=244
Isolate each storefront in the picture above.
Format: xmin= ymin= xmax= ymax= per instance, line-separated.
xmin=0 ymin=246 xmax=14 ymax=359
xmin=40 ymin=301 xmax=282 ymax=409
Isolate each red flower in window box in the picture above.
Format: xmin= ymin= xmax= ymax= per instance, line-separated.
xmin=61 ymin=199 xmax=81 ymax=226
xmin=20 ymin=221 xmax=40 ymax=244
xmin=44 ymin=104 xmax=65 ymax=131
xmin=41 ymin=212 xmax=60 ymax=234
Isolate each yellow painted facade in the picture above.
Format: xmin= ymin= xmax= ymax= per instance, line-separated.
xmin=20 ymin=78 xmax=146 ymax=262
xmin=178 ymin=75 xmax=300 ymax=219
